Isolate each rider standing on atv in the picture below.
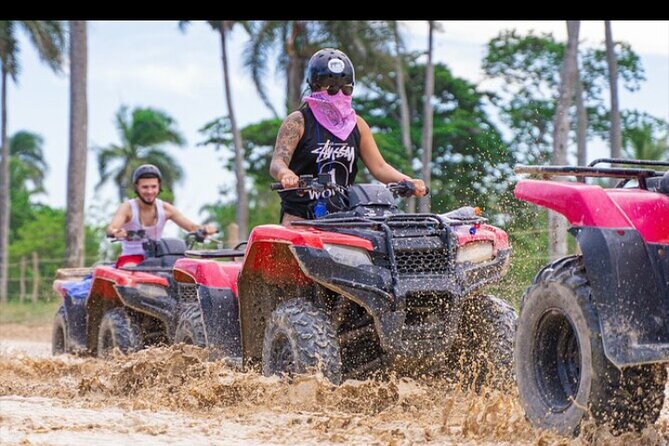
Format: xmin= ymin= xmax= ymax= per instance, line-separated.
xmin=269 ymin=48 xmax=427 ymax=226
xmin=106 ymin=164 xmax=217 ymax=267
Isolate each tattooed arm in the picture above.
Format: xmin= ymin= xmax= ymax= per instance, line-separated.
xmin=270 ymin=111 xmax=304 ymax=188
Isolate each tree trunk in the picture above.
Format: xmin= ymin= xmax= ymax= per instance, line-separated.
xmin=605 ymin=21 xmax=622 ymax=159
xmin=575 ymin=56 xmax=588 ymax=183
xmin=65 ymin=21 xmax=88 ymax=267
xmin=418 ymin=21 xmax=435 ymax=214
xmin=0 ymin=66 xmax=10 ymax=303
xmin=220 ymin=22 xmax=248 ymax=240
xmin=393 ymin=22 xmax=415 ymax=212
xmin=285 ymin=21 xmax=304 ymax=113
xmin=31 ymin=251 xmax=39 ymax=304
xmin=549 ymin=21 xmax=580 ymax=259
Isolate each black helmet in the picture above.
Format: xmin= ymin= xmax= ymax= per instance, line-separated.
xmin=306 ymin=48 xmax=355 ymax=93
xmin=132 ymin=164 xmax=162 ymax=184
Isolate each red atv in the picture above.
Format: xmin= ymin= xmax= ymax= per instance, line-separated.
xmin=178 ymin=176 xmax=515 ymax=386
xmin=52 ymin=229 xmax=243 ymax=358
xmin=513 ymin=158 xmax=669 ymax=436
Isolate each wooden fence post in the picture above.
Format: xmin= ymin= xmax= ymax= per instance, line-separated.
xmin=31 ymin=252 xmax=40 ymax=304
xmin=226 ymin=223 xmax=239 ymax=249
xmin=19 ymin=256 xmax=26 ymax=303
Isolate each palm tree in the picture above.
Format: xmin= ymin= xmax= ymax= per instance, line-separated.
xmin=10 ymin=130 xmax=48 ymax=193
xmin=549 ymin=21 xmax=580 ymax=260
xmin=624 ymin=121 xmax=669 ymax=161
xmin=95 ymin=105 xmax=186 ymax=202
xmin=605 ymin=21 xmax=622 ymax=159
xmin=65 ymin=20 xmax=88 ymax=267
xmin=180 ymin=21 xmax=249 ymax=240
xmin=419 ymin=21 xmax=436 ymax=213
xmin=391 ymin=21 xmax=415 ymax=212
xmin=244 ymin=21 xmax=394 ymax=115
xmin=0 ymin=20 xmax=66 ymax=303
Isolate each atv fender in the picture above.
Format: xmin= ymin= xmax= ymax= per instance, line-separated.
xmin=60 ymin=291 xmax=88 ymax=352
xmin=574 ymin=227 xmax=669 ymax=367
xmin=237 ymin=241 xmax=316 ymax=365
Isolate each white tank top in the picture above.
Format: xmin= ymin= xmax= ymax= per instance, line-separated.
xmin=121 ymin=198 xmax=167 ymax=256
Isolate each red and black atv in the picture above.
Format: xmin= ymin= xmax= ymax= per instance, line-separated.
xmin=513 ymin=158 xmax=669 ymax=436
xmin=174 ymin=176 xmax=515 ymax=386
xmin=51 ymin=229 xmax=243 ymax=358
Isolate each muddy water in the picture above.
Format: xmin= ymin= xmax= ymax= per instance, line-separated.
xmin=1 ymin=338 xmax=668 ymax=445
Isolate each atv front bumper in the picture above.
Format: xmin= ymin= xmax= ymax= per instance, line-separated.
xmin=291 ymin=245 xmax=511 ymax=361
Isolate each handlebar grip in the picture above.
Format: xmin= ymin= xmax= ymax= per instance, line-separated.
xmin=424 ymin=186 xmax=430 ymax=196
xmin=270 ymin=182 xmax=283 ymax=191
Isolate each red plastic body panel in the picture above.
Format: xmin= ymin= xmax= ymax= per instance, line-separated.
xmin=515 ymin=179 xmax=669 ymax=243
xmin=452 ymin=224 xmax=509 ymax=254
xmin=174 ymin=258 xmax=242 ymax=295
xmin=92 ymin=265 xmax=169 ymax=288
xmin=247 ymin=224 xmax=374 ymax=251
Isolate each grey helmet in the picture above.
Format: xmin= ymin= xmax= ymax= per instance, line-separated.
xmin=132 ymin=164 xmax=162 ymax=184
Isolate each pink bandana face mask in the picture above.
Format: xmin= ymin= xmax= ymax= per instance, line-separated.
xmin=304 ymin=90 xmax=357 ymax=141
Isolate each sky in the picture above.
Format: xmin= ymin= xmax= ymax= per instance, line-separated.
xmin=6 ymin=20 xmax=669 ymax=235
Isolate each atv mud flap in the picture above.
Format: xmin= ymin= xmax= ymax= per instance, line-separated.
xmin=62 ymin=293 xmax=88 ymax=352
xmin=197 ymin=286 xmax=242 ymax=358
xmin=575 ymin=227 xmax=669 ymax=367
xmin=116 ymin=286 xmax=178 ymax=335
xmin=291 ymin=246 xmax=462 ymax=361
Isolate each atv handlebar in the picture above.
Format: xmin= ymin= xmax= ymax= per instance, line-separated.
xmin=271 ymin=175 xmax=429 ymax=197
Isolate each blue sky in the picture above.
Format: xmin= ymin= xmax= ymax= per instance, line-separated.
xmin=6 ymin=20 xmax=669 ymax=234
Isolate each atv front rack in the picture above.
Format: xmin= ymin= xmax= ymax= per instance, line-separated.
xmin=292 ymin=214 xmax=454 ymax=295
xmin=515 ymin=162 xmax=667 ymax=190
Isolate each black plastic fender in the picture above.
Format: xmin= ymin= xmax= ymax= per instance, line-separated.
xmin=574 ymin=227 xmax=669 ymax=366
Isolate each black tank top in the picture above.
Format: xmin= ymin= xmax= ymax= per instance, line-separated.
xmin=280 ymin=105 xmax=361 ymax=219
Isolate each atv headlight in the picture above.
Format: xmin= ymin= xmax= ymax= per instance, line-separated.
xmin=323 ymin=244 xmax=372 ymax=268
xmin=136 ymin=283 xmax=168 ymax=298
xmin=456 ymin=241 xmax=494 ymax=264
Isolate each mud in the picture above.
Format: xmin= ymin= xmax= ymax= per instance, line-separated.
xmin=1 ymin=333 xmax=668 ymax=445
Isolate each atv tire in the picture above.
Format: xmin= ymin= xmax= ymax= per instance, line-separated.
xmin=52 ymin=305 xmax=68 ymax=355
xmin=515 ymin=255 xmax=667 ymax=436
xmin=174 ymin=303 xmax=207 ymax=347
xmin=448 ymin=294 xmax=517 ymax=391
xmin=97 ymin=307 xmax=142 ymax=358
xmin=262 ymin=298 xmax=342 ymax=384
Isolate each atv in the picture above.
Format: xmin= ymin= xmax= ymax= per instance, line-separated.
xmin=164 ymin=175 xmax=516 ymax=387
xmin=51 ymin=229 xmax=240 ymax=357
xmin=513 ymin=158 xmax=669 ymax=436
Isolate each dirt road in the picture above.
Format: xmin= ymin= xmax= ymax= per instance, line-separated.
xmin=1 ymin=324 xmax=668 ymax=446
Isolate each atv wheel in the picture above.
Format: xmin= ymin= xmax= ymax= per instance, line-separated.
xmin=515 ymin=255 xmax=666 ymax=436
xmin=262 ymin=299 xmax=342 ymax=384
xmin=97 ymin=307 xmax=142 ymax=358
xmin=174 ymin=303 xmax=207 ymax=347
xmin=448 ymin=294 xmax=517 ymax=391
xmin=52 ymin=305 xmax=68 ymax=355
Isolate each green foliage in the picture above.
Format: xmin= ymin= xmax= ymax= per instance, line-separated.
xmin=95 ymin=105 xmax=186 ymax=203
xmin=621 ymin=111 xmax=669 ymax=161
xmin=482 ymin=29 xmax=646 ymax=162
xmin=7 ymin=206 xmax=100 ymax=300
xmin=357 ymin=62 xmax=514 ymax=215
xmin=8 ymin=131 xmax=48 ymax=240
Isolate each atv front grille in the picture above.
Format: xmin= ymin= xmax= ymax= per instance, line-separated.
xmin=394 ymin=248 xmax=451 ymax=275
xmin=178 ymin=283 xmax=198 ymax=301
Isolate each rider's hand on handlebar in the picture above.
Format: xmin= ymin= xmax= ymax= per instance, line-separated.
xmin=278 ymin=168 xmax=300 ymax=189
xmin=107 ymin=228 xmax=128 ymax=240
xmin=399 ymin=178 xmax=428 ymax=197
xmin=201 ymin=224 xmax=218 ymax=236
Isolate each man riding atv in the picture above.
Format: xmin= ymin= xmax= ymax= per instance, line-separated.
xmin=106 ymin=164 xmax=217 ymax=267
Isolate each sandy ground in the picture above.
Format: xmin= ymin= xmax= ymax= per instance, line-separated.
xmin=1 ymin=324 xmax=668 ymax=446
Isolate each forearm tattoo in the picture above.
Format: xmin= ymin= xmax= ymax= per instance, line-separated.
xmin=270 ymin=112 xmax=303 ymax=178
